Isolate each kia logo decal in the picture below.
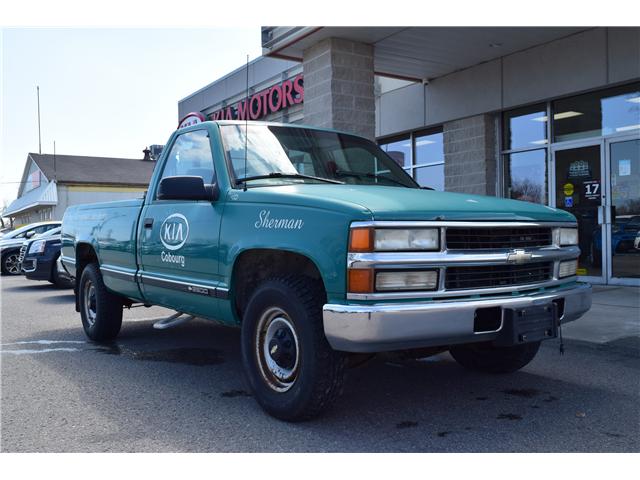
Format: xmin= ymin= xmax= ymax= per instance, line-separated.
xmin=160 ymin=213 xmax=189 ymax=251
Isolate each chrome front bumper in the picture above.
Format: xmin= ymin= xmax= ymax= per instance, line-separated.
xmin=323 ymin=282 xmax=591 ymax=353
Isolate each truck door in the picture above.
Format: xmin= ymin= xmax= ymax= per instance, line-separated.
xmin=137 ymin=128 xmax=224 ymax=319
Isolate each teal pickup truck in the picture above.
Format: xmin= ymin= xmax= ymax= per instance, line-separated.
xmin=61 ymin=119 xmax=591 ymax=421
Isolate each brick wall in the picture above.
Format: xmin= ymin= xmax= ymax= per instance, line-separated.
xmin=443 ymin=114 xmax=498 ymax=195
xmin=302 ymin=38 xmax=375 ymax=140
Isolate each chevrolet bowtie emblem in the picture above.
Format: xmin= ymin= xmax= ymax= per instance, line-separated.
xmin=507 ymin=249 xmax=533 ymax=264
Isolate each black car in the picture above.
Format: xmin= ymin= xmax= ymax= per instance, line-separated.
xmin=0 ymin=221 xmax=61 ymax=274
xmin=20 ymin=227 xmax=72 ymax=288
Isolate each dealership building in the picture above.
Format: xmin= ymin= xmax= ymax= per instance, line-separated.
xmin=178 ymin=27 xmax=640 ymax=286
xmin=3 ymin=151 xmax=159 ymax=226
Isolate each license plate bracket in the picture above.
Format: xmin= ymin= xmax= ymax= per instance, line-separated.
xmin=494 ymin=303 xmax=558 ymax=347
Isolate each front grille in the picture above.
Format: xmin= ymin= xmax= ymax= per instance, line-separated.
xmin=445 ymin=262 xmax=553 ymax=290
xmin=446 ymin=227 xmax=552 ymax=250
xmin=18 ymin=244 xmax=27 ymax=264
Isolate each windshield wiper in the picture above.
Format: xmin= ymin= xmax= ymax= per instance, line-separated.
xmin=334 ymin=170 xmax=412 ymax=188
xmin=235 ymin=172 xmax=343 ymax=185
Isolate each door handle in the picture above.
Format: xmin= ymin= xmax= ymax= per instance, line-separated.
xmin=143 ymin=218 xmax=154 ymax=229
xmin=597 ymin=206 xmax=604 ymax=225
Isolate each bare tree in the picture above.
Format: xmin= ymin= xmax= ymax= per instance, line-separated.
xmin=511 ymin=178 xmax=544 ymax=204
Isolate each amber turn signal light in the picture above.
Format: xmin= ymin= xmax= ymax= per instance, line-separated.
xmin=348 ymin=268 xmax=374 ymax=293
xmin=349 ymin=227 xmax=373 ymax=252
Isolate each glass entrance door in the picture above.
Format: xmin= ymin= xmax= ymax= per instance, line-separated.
xmin=552 ymin=143 xmax=605 ymax=283
xmin=607 ymin=138 xmax=640 ymax=285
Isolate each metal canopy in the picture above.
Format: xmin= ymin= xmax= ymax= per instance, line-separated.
xmin=262 ymin=27 xmax=589 ymax=81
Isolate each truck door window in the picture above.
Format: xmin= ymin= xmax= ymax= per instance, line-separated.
xmin=158 ymin=130 xmax=216 ymax=195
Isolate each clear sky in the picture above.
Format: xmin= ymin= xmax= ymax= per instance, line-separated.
xmin=0 ymin=28 xmax=262 ymax=207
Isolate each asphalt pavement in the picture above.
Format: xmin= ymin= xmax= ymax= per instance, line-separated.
xmin=1 ymin=275 xmax=639 ymax=452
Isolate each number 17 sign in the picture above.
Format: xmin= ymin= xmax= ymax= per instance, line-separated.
xmin=583 ymin=180 xmax=600 ymax=200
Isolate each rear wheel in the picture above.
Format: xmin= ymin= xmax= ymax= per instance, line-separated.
xmin=241 ymin=275 xmax=346 ymax=421
xmin=79 ymin=263 xmax=123 ymax=341
xmin=449 ymin=341 xmax=541 ymax=374
xmin=1 ymin=250 xmax=21 ymax=275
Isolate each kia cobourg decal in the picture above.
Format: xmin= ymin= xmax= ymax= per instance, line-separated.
xmin=160 ymin=213 xmax=189 ymax=267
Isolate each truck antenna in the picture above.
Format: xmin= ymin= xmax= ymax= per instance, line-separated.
xmin=37 ymin=86 xmax=42 ymax=155
xmin=243 ymin=54 xmax=249 ymax=192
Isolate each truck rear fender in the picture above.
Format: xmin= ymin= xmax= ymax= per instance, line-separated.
xmin=230 ymin=248 xmax=326 ymax=323
xmin=74 ymin=242 xmax=99 ymax=312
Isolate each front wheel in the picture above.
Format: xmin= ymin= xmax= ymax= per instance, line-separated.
xmin=241 ymin=276 xmax=346 ymax=421
xmin=449 ymin=341 xmax=541 ymax=374
xmin=1 ymin=251 xmax=21 ymax=275
xmin=78 ymin=263 xmax=123 ymax=341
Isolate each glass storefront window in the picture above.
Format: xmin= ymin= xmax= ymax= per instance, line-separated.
xmin=379 ymin=136 xmax=411 ymax=168
xmin=610 ymin=139 xmax=640 ymax=279
xmin=414 ymin=129 xmax=444 ymax=190
xmin=415 ymin=130 xmax=444 ymax=166
xmin=553 ymin=82 xmax=640 ymax=143
xmin=502 ymin=104 xmax=548 ymax=150
xmin=379 ymin=129 xmax=445 ymax=190
xmin=504 ymin=149 xmax=547 ymax=204
xmin=415 ymin=163 xmax=444 ymax=191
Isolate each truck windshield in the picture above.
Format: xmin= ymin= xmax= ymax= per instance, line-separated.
xmin=220 ymin=124 xmax=418 ymax=189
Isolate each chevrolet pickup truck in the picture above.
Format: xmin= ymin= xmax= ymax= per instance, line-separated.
xmin=61 ymin=119 xmax=592 ymax=421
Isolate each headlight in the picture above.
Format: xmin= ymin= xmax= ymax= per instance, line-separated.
xmin=350 ymin=227 xmax=440 ymax=252
xmin=559 ymin=228 xmax=578 ymax=246
xmin=375 ymin=270 xmax=438 ymax=291
xmin=28 ymin=240 xmax=46 ymax=254
xmin=559 ymin=259 xmax=578 ymax=278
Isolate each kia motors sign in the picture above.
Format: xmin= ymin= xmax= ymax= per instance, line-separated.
xmin=208 ymin=74 xmax=303 ymax=122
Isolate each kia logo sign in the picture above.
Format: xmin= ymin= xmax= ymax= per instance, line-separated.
xmin=177 ymin=112 xmax=205 ymax=130
xmin=160 ymin=213 xmax=189 ymax=251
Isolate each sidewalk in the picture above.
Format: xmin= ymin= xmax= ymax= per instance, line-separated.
xmin=562 ymin=285 xmax=640 ymax=348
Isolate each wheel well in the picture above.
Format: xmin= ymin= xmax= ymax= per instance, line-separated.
xmin=231 ymin=249 xmax=326 ymax=321
xmin=76 ymin=243 xmax=98 ymax=275
xmin=74 ymin=243 xmax=98 ymax=311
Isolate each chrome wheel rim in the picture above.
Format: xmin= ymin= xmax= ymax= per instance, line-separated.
xmin=255 ymin=307 xmax=300 ymax=392
xmin=83 ymin=280 xmax=97 ymax=327
xmin=5 ymin=253 xmax=20 ymax=274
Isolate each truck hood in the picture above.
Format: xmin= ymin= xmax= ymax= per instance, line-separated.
xmin=242 ymin=184 xmax=576 ymax=223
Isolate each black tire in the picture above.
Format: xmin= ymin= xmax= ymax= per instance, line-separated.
xmin=78 ymin=263 xmax=123 ymax=342
xmin=240 ymin=275 xmax=346 ymax=421
xmin=50 ymin=254 xmax=73 ymax=288
xmin=1 ymin=250 xmax=22 ymax=275
xmin=449 ymin=341 xmax=541 ymax=374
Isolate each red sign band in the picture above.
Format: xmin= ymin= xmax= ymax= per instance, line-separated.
xmin=208 ymin=74 xmax=303 ymax=122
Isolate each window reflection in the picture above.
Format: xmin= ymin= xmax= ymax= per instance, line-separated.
xmin=415 ymin=164 xmax=444 ymax=191
xmin=415 ymin=130 xmax=444 ymax=190
xmin=505 ymin=149 xmax=547 ymax=204
xmin=415 ymin=131 xmax=444 ymax=165
xmin=379 ymin=130 xmax=445 ymax=190
xmin=160 ymin=130 xmax=216 ymax=184
xmin=379 ymin=136 xmax=411 ymax=168
xmin=502 ymin=104 xmax=547 ymax=150
xmin=553 ymin=83 xmax=640 ymax=142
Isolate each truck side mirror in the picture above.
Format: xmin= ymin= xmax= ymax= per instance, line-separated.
xmin=157 ymin=176 xmax=219 ymax=202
